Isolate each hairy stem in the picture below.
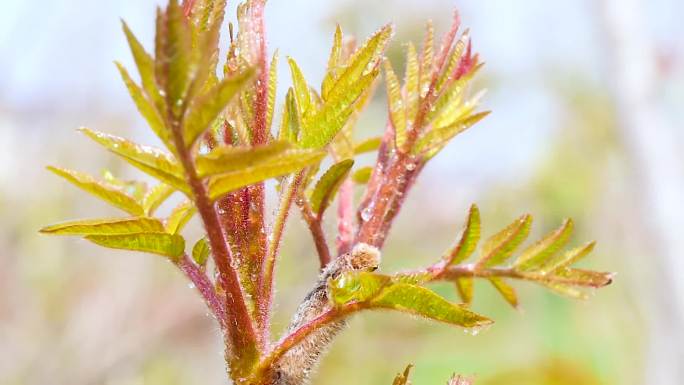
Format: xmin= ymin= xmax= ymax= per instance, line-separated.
xmin=167 ymin=113 xmax=259 ymax=371
xmin=257 ymin=172 xmax=304 ymax=340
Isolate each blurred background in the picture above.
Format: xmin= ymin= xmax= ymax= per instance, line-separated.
xmin=1 ymin=0 xmax=683 ymax=384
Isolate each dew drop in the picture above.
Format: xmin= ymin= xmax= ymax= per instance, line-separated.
xmin=188 ymin=283 xmax=196 ymax=289
xmin=361 ymin=206 xmax=373 ymax=222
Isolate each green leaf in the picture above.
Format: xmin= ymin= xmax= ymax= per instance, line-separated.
xmin=165 ymin=200 xmax=197 ymax=233
xmin=183 ymin=68 xmax=255 ymax=147
xmin=197 ymin=141 xmax=297 ymax=177
xmin=446 ymin=204 xmax=481 ymax=265
xmin=404 ymin=42 xmax=420 ymax=124
xmin=78 ymin=128 xmax=188 ymax=192
xmin=329 ymin=272 xmax=492 ymax=328
xmin=476 ymin=214 xmax=531 ymax=269
xmin=552 ymin=268 xmax=613 ymax=288
xmin=515 ymin=219 xmax=574 ymax=271
xmin=455 ymin=277 xmax=474 ymax=305
xmin=266 ymin=51 xmax=279 ymax=129
xmin=310 ymin=159 xmax=354 ymax=217
xmin=372 ymin=282 xmax=492 ymax=328
xmin=300 ymin=25 xmax=392 ymax=149
xmin=384 ymin=60 xmax=406 ymax=149
xmin=352 ymin=166 xmax=373 ymax=184
xmin=86 ymin=232 xmax=185 ymax=260
xmin=196 ymin=141 xmax=321 ymax=177
xmin=413 ymin=111 xmax=490 ymax=158
xmin=207 ymin=149 xmax=325 ymax=200
xmin=328 ymin=271 xmax=392 ymax=304
xmin=121 ymin=20 xmax=163 ymax=109
xmin=539 ymin=241 xmax=596 ymax=274
xmin=419 ymin=21 xmax=434 ymax=98
xmin=353 ymin=136 xmax=382 ymax=155
xmin=115 ymin=62 xmax=171 ymax=149
xmin=142 ymin=183 xmax=175 ymax=215
xmin=278 ymin=88 xmax=301 ymax=143
xmin=539 ymin=282 xmax=588 ymax=300
xmin=192 ymin=237 xmax=211 ymax=266
xmin=40 ymin=217 xmax=164 ymax=235
xmin=48 ymin=166 xmax=144 ymax=216
xmin=288 ymin=57 xmax=313 ymax=117
xmin=321 ymin=24 xmax=343 ymax=100
xmin=155 ymin=0 xmax=193 ymax=107
xmin=488 ymin=277 xmax=519 ymax=309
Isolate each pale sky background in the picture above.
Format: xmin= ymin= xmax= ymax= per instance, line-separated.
xmin=3 ymin=0 xmax=680 ymax=191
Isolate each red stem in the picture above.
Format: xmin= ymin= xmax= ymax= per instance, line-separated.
xmin=177 ymin=254 xmax=227 ymax=328
xmin=298 ymin=199 xmax=332 ymax=267
xmin=336 ymin=178 xmax=354 ymax=255
xmin=168 ymin=111 xmax=258 ymax=367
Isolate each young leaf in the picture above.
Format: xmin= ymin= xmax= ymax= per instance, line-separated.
xmin=321 ymin=24 xmax=343 ymax=100
xmin=515 ymin=219 xmax=574 ymax=271
xmin=115 ymin=62 xmax=172 ymax=149
xmin=182 ymin=68 xmax=255 ymax=147
xmin=488 ymin=277 xmax=519 ymax=309
xmin=192 ymin=237 xmax=211 ymax=266
xmin=404 ymin=42 xmax=420 ymax=124
xmin=384 ymin=60 xmax=406 ymax=149
xmin=278 ymin=88 xmax=302 ymax=143
xmin=266 ymin=51 xmax=279 ymax=129
xmin=371 ymin=283 xmax=493 ymax=328
xmin=196 ymin=141 xmax=296 ymax=177
xmin=476 ymin=214 xmax=531 ymax=269
xmin=352 ymin=166 xmax=373 ymax=184
xmin=310 ymin=159 xmax=354 ymax=217
xmin=155 ymin=0 xmax=193 ymax=107
xmin=539 ymin=282 xmax=589 ymax=300
xmin=445 ymin=204 xmax=481 ymax=265
xmin=328 ymin=271 xmax=392 ymax=304
xmin=419 ymin=21 xmax=434 ymax=97
xmin=40 ymin=217 xmax=164 ymax=235
xmin=539 ymin=241 xmax=596 ymax=274
xmin=455 ymin=277 xmax=474 ymax=305
xmin=207 ymin=150 xmax=325 ymax=200
xmin=299 ymin=25 xmax=392 ymax=149
xmin=121 ymin=20 xmax=162 ymax=109
xmin=48 ymin=166 xmax=145 ymax=216
xmin=552 ymin=268 xmax=613 ymax=288
xmin=288 ymin=57 xmax=313 ymax=116
xmin=85 ymin=232 xmax=185 ymax=260
xmin=165 ymin=200 xmax=197 ymax=233
xmin=78 ymin=128 xmax=187 ymax=192
xmin=329 ymin=272 xmax=492 ymax=328
xmin=413 ymin=111 xmax=490 ymax=158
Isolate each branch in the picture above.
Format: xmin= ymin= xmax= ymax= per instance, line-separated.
xmin=176 ymin=254 xmax=227 ymax=328
xmin=167 ymin=108 xmax=259 ymax=368
xmin=297 ymin=196 xmax=332 ymax=268
xmin=434 ymin=264 xmax=613 ymax=288
xmin=256 ymin=172 xmax=304 ymax=339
